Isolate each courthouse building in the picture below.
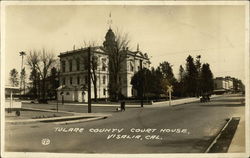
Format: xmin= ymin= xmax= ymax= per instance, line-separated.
xmin=57 ymin=28 xmax=150 ymax=102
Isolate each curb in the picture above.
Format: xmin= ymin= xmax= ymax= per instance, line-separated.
xmin=6 ymin=108 xmax=111 ymax=125
xmin=54 ymin=116 xmax=107 ymax=125
xmin=205 ymin=117 xmax=241 ymax=153
xmin=228 ymin=116 xmax=245 ymax=152
xmin=205 ymin=118 xmax=233 ymax=153
xmin=22 ymin=107 xmax=78 ymax=115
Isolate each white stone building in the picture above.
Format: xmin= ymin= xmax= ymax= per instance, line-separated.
xmin=214 ymin=76 xmax=233 ymax=93
xmin=57 ymin=28 xmax=150 ymax=102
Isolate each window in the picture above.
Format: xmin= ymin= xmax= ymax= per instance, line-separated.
xmin=102 ymin=58 xmax=107 ymax=71
xmin=76 ymin=58 xmax=80 ymax=71
xmin=139 ymin=60 xmax=143 ymax=69
xmin=70 ymin=77 xmax=73 ymax=85
xmin=119 ymin=76 xmax=122 ymax=84
xmin=62 ymin=61 xmax=66 ymax=72
xmin=103 ymin=76 xmax=106 ymax=84
xmin=92 ymin=56 xmax=98 ymax=70
xmin=77 ymin=76 xmax=80 ymax=85
xmin=62 ymin=77 xmax=66 ymax=85
xmin=130 ymin=62 xmax=134 ymax=72
xmin=103 ymin=88 xmax=106 ymax=95
xmin=85 ymin=76 xmax=88 ymax=84
xmin=69 ymin=59 xmax=73 ymax=72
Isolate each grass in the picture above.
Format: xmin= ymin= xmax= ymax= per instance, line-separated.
xmin=208 ymin=117 xmax=240 ymax=153
xmin=5 ymin=109 xmax=72 ymax=120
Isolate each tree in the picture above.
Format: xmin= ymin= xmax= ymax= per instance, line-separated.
xmin=9 ymin=69 xmax=19 ymax=87
xmin=184 ymin=55 xmax=198 ymax=97
xmin=131 ymin=68 xmax=151 ymax=98
xmin=83 ymin=48 xmax=99 ymax=102
xmin=131 ymin=67 xmax=165 ymax=99
xmin=158 ymin=61 xmax=176 ymax=85
xmin=20 ymin=68 xmax=26 ymax=94
xmin=47 ymin=67 xmax=59 ymax=99
xmin=195 ymin=55 xmax=202 ymax=96
xmin=232 ymin=78 xmax=245 ymax=93
xmin=105 ymin=29 xmax=130 ymax=100
xmin=27 ymin=50 xmax=40 ymax=99
xmin=157 ymin=61 xmax=179 ymax=97
xmin=161 ymin=78 xmax=171 ymax=98
xmin=200 ymin=63 xmax=214 ymax=94
xmin=178 ymin=65 xmax=185 ymax=82
xmin=26 ymin=49 xmax=56 ymax=103
xmin=150 ymin=68 xmax=165 ymax=97
xmin=82 ymin=41 xmax=106 ymax=102
xmin=29 ymin=68 xmax=39 ymax=99
xmin=175 ymin=65 xmax=185 ymax=97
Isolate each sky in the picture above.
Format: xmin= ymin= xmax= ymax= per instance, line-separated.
xmin=3 ymin=4 xmax=247 ymax=85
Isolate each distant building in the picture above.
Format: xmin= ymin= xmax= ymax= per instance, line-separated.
xmin=214 ymin=76 xmax=233 ymax=94
xmin=57 ymin=28 xmax=150 ymax=102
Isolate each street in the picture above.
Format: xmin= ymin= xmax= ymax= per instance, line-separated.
xmin=5 ymin=94 xmax=245 ymax=153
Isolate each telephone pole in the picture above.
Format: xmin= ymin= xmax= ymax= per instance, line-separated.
xmin=88 ymin=47 xmax=92 ymax=113
xmin=19 ymin=51 xmax=26 ymax=95
xmin=140 ymin=60 xmax=144 ymax=107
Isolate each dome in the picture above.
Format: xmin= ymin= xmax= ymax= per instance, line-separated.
xmin=105 ymin=28 xmax=115 ymax=42
xmin=103 ymin=28 xmax=116 ymax=49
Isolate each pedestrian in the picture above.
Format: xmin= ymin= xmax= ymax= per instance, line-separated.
xmin=120 ymin=94 xmax=126 ymax=111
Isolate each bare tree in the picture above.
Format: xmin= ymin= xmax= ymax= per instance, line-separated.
xmin=107 ymin=29 xmax=130 ymax=100
xmin=82 ymin=45 xmax=99 ymax=101
xmin=26 ymin=49 xmax=56 ymax=103
xmin=27 ymin=50 xmax=41 ymax=99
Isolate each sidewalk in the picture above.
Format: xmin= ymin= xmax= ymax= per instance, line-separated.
xmin=227 ymin=113 xmax=245 ymax=152
xmin=6 ymin=107 xmax=111 ymax=125
xmin=22 ymin=94 xmax=222 ymax=108
xmin=145 ymin=94 xmax=221 ymax=108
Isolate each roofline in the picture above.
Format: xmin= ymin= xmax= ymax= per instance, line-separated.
xmin=58 ymin=46 xmax=150 ymax=60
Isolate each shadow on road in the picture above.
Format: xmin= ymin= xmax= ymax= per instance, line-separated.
xmin=199 ymin=102 xmax=244 ymax=107
xmin=211 ymin=98 xmax=244 ymax=103
xmin=146 ymin=136 xmax=213 ymax=153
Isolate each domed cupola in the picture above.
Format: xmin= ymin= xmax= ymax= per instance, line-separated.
xmin=103 ymin=28 xmax=116 ymax=49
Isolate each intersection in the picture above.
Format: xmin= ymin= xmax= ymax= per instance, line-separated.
xmin=5 ymin=94 xmax=245 ymax=153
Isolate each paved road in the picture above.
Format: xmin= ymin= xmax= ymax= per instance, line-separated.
xmin=5 ymin=94 xmax=245 ymax=153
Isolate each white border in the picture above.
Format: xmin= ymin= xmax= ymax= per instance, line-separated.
xmin=1 ymin=1 xmax=249 ymax=158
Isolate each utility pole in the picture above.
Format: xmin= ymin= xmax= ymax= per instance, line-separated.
xmin=88 ymin=47 xmax=92 ymax=113
xmin=19 ymin=51 xmax=26 ymax=95
xmin=140 ymin=60 xmax=143 ymax=107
